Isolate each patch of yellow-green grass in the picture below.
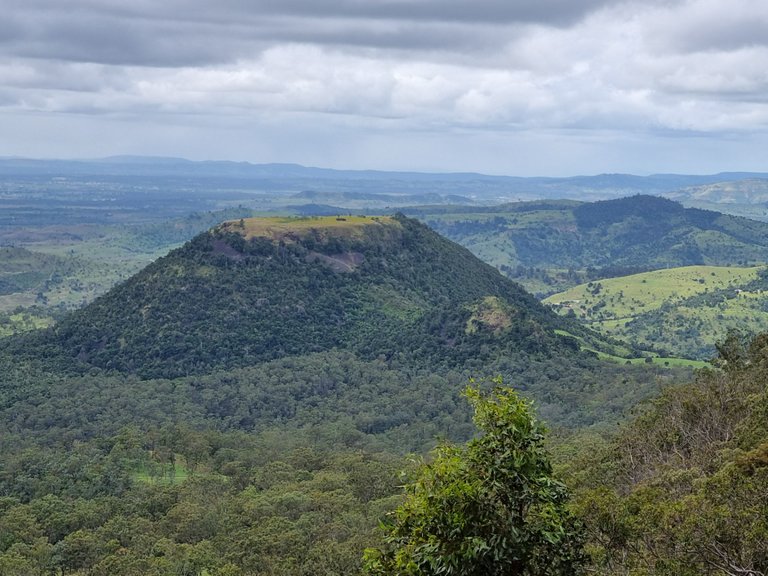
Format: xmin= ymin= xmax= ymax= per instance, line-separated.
xmin=615 ymin=355 xmax=708 ymax=368
xmin=652 ymin=357 xmax=710 ymax=368
xmin=132 ymin=459 xmax=190 ymax=485
xmin=587 ymin=348 xmax=708 ymax=369
xmin=545 ymin=265 xmax=760 ymax=321
xmin=596 ymin=318 xmax=633 ymax=331
xmin=466 ymin=296 xmax=516 ymax=335
xmin=552 ymin=329 xmax=635 ymax=360
xmin=553 ymin=328 xmax=705 ymax=367
xmin=220 ymin=215 xmax=399 ymax=242
xmin=0 ymin=312 xmax=54 ymax=337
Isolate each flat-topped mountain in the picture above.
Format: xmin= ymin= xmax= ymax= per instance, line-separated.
xmin=13 ymin=214 xmax=611 ymax=379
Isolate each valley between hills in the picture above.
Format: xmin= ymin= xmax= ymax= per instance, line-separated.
xmin=1 ymin=159 xmax=768 ymax=576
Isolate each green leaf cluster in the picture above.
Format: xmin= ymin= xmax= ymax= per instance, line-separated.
xmin=364 ymin=383 xmax=584 ymax=576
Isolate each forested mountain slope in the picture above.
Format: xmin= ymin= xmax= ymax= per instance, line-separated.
xmin=0 ymin=214 xmax=680 ymax=437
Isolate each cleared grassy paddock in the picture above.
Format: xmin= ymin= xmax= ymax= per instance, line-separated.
xmin=547 ymin=265 xmax=768 ymax=360
xmin=545 ymin=265 xmax=760 ymax=320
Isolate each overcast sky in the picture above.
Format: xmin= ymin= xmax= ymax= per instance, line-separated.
xmin=2 ymin=0 xmax=767 ymax=175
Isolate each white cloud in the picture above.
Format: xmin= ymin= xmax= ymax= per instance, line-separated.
xmin=1 ymin=0 xmax=767 ymax=173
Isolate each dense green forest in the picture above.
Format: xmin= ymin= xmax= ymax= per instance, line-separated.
xmin=2 ymin=333 xmax=765 ymax=575
xmin=1 ymin=212 xmax=765 ymax=575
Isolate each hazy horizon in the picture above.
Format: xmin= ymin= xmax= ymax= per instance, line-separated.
xmin=4 ymin=153 xmax=768 ymax=180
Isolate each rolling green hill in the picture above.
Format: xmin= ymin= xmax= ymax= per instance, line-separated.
xmin=406 ymin=195 xmax=768 ymax=295
xmin=545 ymin=265 xmax=768 ymax=359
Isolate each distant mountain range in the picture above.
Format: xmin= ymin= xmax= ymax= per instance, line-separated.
xmin=1 ymin=156 xmax=767 ymax=204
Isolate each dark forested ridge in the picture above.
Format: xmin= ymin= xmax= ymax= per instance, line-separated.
xmin=408 ymin=195 xmax=768 ymax=294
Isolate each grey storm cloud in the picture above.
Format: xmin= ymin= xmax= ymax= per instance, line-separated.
xmin=218 ymin=0 xmax=616 ymax=26
xmin=3 ymin=0 xmax=623 ymax=67
xmin=659 ymin=9 xmax=768 ymax=54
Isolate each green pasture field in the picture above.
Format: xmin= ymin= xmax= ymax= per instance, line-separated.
xmin=221 ymin=214 xmax=398 ymax=241
xmin=547 ymin=265 xmax=768 ymax=359
xmin=545 ymin=265 xmax=760 ymax=320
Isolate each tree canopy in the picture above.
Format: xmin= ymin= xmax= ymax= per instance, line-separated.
xmin=363 ymin=381 xmax=585 ymax=576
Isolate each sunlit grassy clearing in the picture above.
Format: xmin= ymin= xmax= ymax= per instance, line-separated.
xmin=545 ymin=265 xmax=760 ymax=319
xmin=132 ymin=456 xmax=190 ymax=485
xmin=221 ymin=215 xmax=399 ymax=241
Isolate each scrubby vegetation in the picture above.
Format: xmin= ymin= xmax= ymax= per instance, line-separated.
xmin=561 ymin=331 xmax=768 ymax=575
